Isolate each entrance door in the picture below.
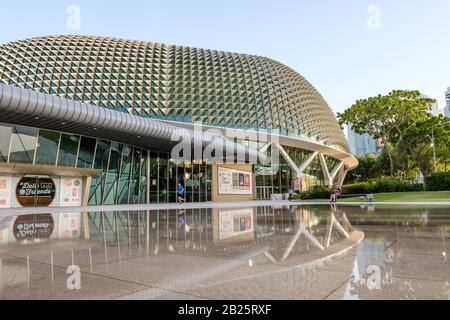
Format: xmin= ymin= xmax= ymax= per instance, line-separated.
xmin=257 ymin=187 xmax=272 ymax=200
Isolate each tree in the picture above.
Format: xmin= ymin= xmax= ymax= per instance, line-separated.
xmin=345 ymin=154 xmax=382 ymax=183
xmin=401 ymin=114 xmax=450 ymax=177
xmin=338 ymin=90 xmax=435 ymax=176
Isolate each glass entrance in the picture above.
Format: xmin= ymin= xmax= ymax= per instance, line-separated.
xmin=257 ymin=187 xmax=272 ymax=200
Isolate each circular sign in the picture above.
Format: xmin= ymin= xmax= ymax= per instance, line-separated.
xmin=13 ymin=214 xmax=54 ymax=243
xmin=16 ymin=176 xmax=56 ymax=207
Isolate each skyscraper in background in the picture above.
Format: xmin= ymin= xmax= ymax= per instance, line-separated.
xmin=444 ymin=87 xmax=450 ymax=117
xmin=421 ymin=94 xmax=441 ymax=116
xmin=347 ymin=126 xmax=380 ymax=157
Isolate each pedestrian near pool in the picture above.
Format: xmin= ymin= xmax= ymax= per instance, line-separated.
xmin=177 ymin=182 xmax=185 ymax=204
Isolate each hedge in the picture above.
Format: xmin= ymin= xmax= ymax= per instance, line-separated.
xmin=425 ymin=172 xmax=450 ymax=191
xmin=293 ymin=178 xmax=424 ymax=200
xmin=293 ymin=186 xmax=330 ymax=200
xmin=343 ymin=179 xmax=423 ymax=194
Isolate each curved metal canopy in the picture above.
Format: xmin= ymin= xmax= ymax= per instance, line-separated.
xmin=0 ymin=84 xmax=265 ymax=162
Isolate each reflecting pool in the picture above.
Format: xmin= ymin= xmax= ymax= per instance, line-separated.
xmin=0 ymin=204 xmax=448 ymax=300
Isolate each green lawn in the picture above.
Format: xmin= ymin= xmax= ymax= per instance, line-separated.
xmin=297 ymin=191 xmax=450 ymax=202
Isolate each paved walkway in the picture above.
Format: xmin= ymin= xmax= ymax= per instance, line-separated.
xmin=0 ymin=200 xmax=449 ymax=215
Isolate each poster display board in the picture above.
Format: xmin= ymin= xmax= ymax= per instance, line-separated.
xmin=218 ymin=167 xmax=252 ymax=195
xmin=0 ymin=175 xmax=12 ymax=208
xmin=16 ymin=176 xmax=57 ymax=207
xmin=218 ymin=208 xmax=254 ymax=241
xmin=59 ymin=177 xmax=83 ymax=207
xmin=0 ymin=174 xmax=83 ymax=208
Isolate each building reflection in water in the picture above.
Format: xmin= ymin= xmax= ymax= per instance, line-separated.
xmin=0 ymin=206 xmax=350 ymax=291
xmin=86 ymin=206 xmax=348 ymax=261
xmin=0 ymin=205 xmax=449 ymax=299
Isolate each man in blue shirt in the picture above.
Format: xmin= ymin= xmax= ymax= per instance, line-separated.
xmin=177 ymin=182 xmax=185 ymax=204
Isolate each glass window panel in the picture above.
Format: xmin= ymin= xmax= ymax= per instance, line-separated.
xmin=88 ymin=173 xmax=104 ymax=205
xmin=103 ymin=142 xmax=121 ymax=205
xmin=185 ymin=163 xmax=192 ymax=203
xmin=35 ymin=130 xmax=60 ymax=166
xmin=0 ymin=124 xmax=12 ymax=162
xmin=193 ymin=163 xmax=200 ymax=202
xmin=9 ymin=126 xmax=38 ymax=164
xmin=149 ymin=152 xmax=158 ymax=203
xmin=129 ymin=148 xmax=141 ymax=204
xmin=58 ymin=134 xmax=80 ymax=167
xmin=117 ymin=146 xmax=132 ymax=204
xmin=139 ymin=150 xmax=147 ymax=204
xmin=94 ymin=140 xmax=111 ymax=170
xmin=206 ymin=163 xmax=212 ymax=202
xmin=168 ymin=159 xmax=177 ymax=203
xmin=77 ymin=137 xmax=96 ymax=169
xmin=158 ymin=153 xmax=168 ymax=203
xmin=199 ymin=162 xmax=207 ymax=202
xmin=89 ymin=140 xmax=111 ymax=205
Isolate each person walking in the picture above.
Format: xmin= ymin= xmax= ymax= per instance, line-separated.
xmin=177 ymin=182 xmax=185 ymax=204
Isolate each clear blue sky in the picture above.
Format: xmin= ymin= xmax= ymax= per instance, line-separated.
xmin=1 ymin=0 xmax=449 ymax=113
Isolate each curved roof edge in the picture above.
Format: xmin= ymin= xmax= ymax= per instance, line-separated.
xmin=0 ymin=84 xmax=265 ymax=162
xmin=160 ymin=119 xmax=358 ymax=170
xmin=0 ymin=83 xmax=357 ymax=169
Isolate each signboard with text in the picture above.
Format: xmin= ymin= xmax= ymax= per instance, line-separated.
xmin=16 ymin=176 xmax=56 ymax=207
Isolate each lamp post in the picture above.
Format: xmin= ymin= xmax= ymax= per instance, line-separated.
xmin=430 ymin=127 xmax=437 ymax=173
xmin=428 ymin=127 xmax=437 ymax=174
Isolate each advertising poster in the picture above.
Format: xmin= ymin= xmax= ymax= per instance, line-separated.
xmin=0 ymin=174 xmax=12 ymax=208
xmin=218 ymin=208 xmax=254 ymax=241
xmin=59 ymin=177 xmax=83 ymax=207
xmin=10 ymin=175 xmax=60 ymax=208
xmin=218 ymin=167 xmax=253 ymax=195
xmin=16 ymin=176 xmax=57 ymax=207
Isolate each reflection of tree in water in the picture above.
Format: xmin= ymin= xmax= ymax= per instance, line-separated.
xmin=343 ymin=213 xmax=450 ymax=300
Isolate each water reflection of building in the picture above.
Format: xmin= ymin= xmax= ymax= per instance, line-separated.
xmin=0 ymin=206 xmax=358 ymax=298
xmin=0 ymin=212 xmax=82 ymax=246
xmin=85 ymin=207 xmax=344 ymax=260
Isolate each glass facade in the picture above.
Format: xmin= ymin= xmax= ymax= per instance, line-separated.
xmin=0 ymin=123 xmax=214 ymax=206
xmin=254 ymin=145 xmax=324 ymax=200
xmin=0 ymin=122 xmax=329 ymax=204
